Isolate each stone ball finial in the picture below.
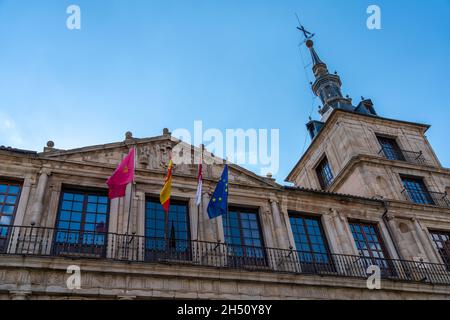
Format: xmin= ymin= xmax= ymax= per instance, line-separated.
xmin=46 ymin=141 xmax=55 ymax=148
xmin=125 ymin=131 xmax=133 ymax=140
xmin=163 ymin=128 xmax=170 ymax=135
xmin=266 ymin=172 xmax=273 ymax=179
xmin=306 ymin=39 xmax=314 ymax=48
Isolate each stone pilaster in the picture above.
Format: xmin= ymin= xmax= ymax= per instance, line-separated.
xmin=107 ymin=198 xmax=120 ymax=260
xmin=189 ymin=198 xmax=199 ymax=240
xmin=136 ymin=191 xmax=146 ymax=236
xmin=216 ymin=216 xmax=225 ymax=243
xmin=321 ymin=211 xmax=342 ymax=255
xmin=411 ymin=218 xmax=441 ymax=264
xmin=131 ymin=189 xmax=139 ymax=235
xmin=108 ymin=198 xmax=120 ymax=234
xmin=328 ymin=209 xmax=358 ymax=255
xmin=201 ymin=192 xmax=215 ymax=242
xmin=134 ymin=191 xmax=146 ymax=261
xmin=269 ymin=199 xmax=289 ymax=249
xmin=279 ymin=200 xmax=295 ymax=249
xmin=382 ymin=214 xmax=405 ymax=260
xmin=30 ymin=169 xmax=51 ymax=226
xmin=12 ymin=176 xmax=32 ymax=226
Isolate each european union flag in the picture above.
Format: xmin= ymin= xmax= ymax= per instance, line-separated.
xmin=207 ymin=165 xmax=228 ymax=219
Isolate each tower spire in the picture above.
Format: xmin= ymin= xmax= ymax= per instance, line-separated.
xmin=297 ymin=24 xmax=353 ymax=119
xmin=297 ymin=23 xmax=378 ymax=140
xmin=306 ymin=39 xmax=327 ymax=78
xmin=305 ymin=39 xmax=353 ymax=117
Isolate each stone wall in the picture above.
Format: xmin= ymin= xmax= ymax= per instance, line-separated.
xmin=1 ymin=256 xmax=449 ymax=300
xmin=1 ymin=133 xmax=450 ymax=299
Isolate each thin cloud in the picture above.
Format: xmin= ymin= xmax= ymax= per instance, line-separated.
xmin=0 ymin=112 xmax=24 ymax=147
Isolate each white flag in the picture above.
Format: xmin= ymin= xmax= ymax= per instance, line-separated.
xmin=195 ymin=161 xmax=202 ymax=206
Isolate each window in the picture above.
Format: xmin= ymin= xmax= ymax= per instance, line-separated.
xmin=377 ymin=136 xmax=405 ymax=161
xmin=316 ymin=156 xmax=334 ymax=190
xmin=223 ymin=207 xmax=265 ymax=267
xmin=289 ymin=213 xmax=333 ymax=272
xmin=54 ymin=190 xmax=109 ymax=257
xmin=0 ymin=181 xmax=21 ymax=253
xmin=349 ymin=221 xmax=392 ymax=273
xmin=145 ymin=199 xmax=190 ymax=261
xmin=430 ymin=230 xmax=450 ymax=269
xmin=401 ymin=176 xmax=434 ymax=205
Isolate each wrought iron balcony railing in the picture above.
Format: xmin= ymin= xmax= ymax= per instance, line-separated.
xmin=401 ymin=188 xmax=450 ymax=208
xmin=378 ymin=148 xmax=428 ymax=166
xmin=0 ymin=225 xmax=449 ymax=286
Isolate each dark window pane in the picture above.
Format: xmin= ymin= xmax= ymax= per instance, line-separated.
xmin=54 ymin=190 xmax=109 ymax=257
xmin=0 ymin=181 xmax=22 ymax=243
xmin=223 ymin=208 xmax=265 ymax=265
xmin=2 ymin=206 xmax=14 ymax=215
xmin=349 ymin=221 xmax=390 ymax=270
xmin=63 ymin=193 xmax=74 ymax=201
xmin=316 ymin=157 xmax=334 ymax=190
xmin=62 ymin=201 xmax=72 ymax=210
xmin=5 ymin=196 xmax=17 ymax=204
xmin=144 ymin=199 xmax=190 ymax=257
xmin=401 ymin=177 xmax=434 ymax=205
xmin=289 ymin=213 xmax=331 ymax=265
xmin=377 ymin=136 xmax=405 ymax=161
xmin=0 ymin=216 xmax=12 ymax=225
xmin=430 ymin=230 xmax=450 ymax=269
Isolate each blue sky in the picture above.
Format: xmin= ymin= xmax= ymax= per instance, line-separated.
xmin=0 ymin=0 xmax=449 ymax=183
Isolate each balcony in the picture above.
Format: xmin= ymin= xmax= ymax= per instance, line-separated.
xmin=0 ymin=225 xmax=449 ymax=286
xmin=401 ymin=189 xmax=450 ymax=208
xmin=378 ymin=148 xmax=429 ymax=166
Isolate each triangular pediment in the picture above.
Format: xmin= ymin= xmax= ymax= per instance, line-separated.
xmin=41 ymin=135 xmax=280 ymax=189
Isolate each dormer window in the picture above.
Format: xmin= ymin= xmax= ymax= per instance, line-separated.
xmin=316 ymin=156 xmax=334 ymax=190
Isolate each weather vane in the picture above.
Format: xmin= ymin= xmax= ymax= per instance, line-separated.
xmin=295 ymin=13 xmax=315 ymax=43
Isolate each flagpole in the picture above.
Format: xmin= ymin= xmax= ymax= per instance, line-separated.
xmin=126 ymin=146 xmax=137 ymax=237
xmin=164 ymin=150 xmax=172 ymax=247
xmin=196 ymin=146 xmax=203 ymax=241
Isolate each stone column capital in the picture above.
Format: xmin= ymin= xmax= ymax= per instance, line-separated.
xmin=385 ymin=213 xmax=395 ymax=221
xmin=327 ymin=208 xmax=338 ymax=216
xmin=269 ymin=199 xmax=279 ymax=205
xmin=39 ymin=168 xmax=52 ymax=176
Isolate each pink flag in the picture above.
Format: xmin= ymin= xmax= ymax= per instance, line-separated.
xmin=106 ymin=148 xmax=135 ymax=199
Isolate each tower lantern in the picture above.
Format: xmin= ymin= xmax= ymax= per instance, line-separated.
xmin=305 ymin=39 xmax=353 ymax=118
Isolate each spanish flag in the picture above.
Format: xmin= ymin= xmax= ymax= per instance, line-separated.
xmin=160 ymin=159 xmax=173 ymax=214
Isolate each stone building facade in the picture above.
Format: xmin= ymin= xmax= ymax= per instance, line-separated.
xmin=0 ymin=38 xmax=449 ymax=300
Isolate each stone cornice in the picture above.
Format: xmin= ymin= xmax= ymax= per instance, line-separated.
xmin=1 ymin=151 xmax=281 ymax=192
xmin=329 ymin=154 xmax=450 ymax=193
xmin=283 ymin=186 xmax=383 ymax=207
xmin=385 ymin=199 xmax=450 ymax=221
xmin=1 ymin=256 xmax=449 ymax=296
